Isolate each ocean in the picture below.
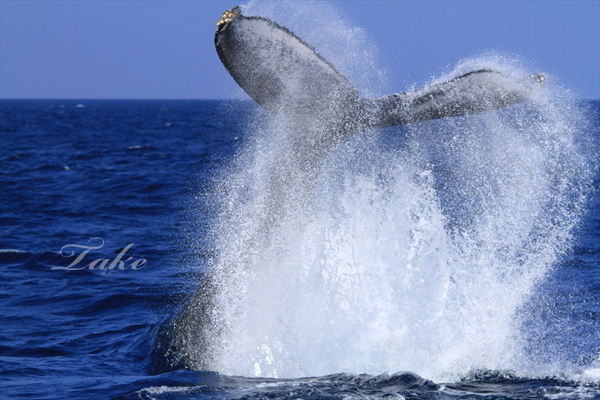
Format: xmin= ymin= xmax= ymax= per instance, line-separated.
xmin=1 ymin=95 xmax=598 ymax=399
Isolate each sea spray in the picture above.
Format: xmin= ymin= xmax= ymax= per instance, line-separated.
xmin=188 ymin=2 xmax=594 ymax=381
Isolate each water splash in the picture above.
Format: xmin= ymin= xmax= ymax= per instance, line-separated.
xmin=191 ymin=2 xmax=594 ymax=381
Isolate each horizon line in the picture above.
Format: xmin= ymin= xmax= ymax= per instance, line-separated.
xmin=2 ymin=97 xmax=599 ymax=102
xmin=0 ymin=97 xmax=250 ymax=101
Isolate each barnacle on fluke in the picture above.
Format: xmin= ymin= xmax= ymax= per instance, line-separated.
xmin=217 ymin=9 xmax=237 ymax=28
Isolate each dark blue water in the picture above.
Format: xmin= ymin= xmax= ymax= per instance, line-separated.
xmin=1 ymin=99 xmax=599 ymax=399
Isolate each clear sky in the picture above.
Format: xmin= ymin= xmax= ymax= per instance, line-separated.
xmin=1 ymin=0 xmax=598 ymax=100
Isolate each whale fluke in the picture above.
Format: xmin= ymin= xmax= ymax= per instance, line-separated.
xmin=215 ymin=6 xmax=544 ymax=137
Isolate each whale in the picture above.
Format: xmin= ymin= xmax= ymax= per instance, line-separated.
xmin=151 ymin=6 xmax=545 ymax=373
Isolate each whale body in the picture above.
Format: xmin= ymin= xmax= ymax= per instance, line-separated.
xmin=151 ymin=6 xmax=545 ymax=373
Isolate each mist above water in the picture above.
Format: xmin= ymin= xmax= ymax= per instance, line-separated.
xmin=193 ymin=1 xmax=594 ymax=381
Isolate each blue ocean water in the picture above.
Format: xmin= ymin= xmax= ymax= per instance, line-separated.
xmin=1 ymin=98 xmax=599 ymax=399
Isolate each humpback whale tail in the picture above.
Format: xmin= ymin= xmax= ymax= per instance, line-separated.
xmin=215 ymin=6 xmax=544 ymax=137
xmin=151 ymin=6 xmax=546 ymax=374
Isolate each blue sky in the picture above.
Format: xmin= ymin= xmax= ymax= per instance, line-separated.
xmin=1 ymin=0 xmax=598 ymax=99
